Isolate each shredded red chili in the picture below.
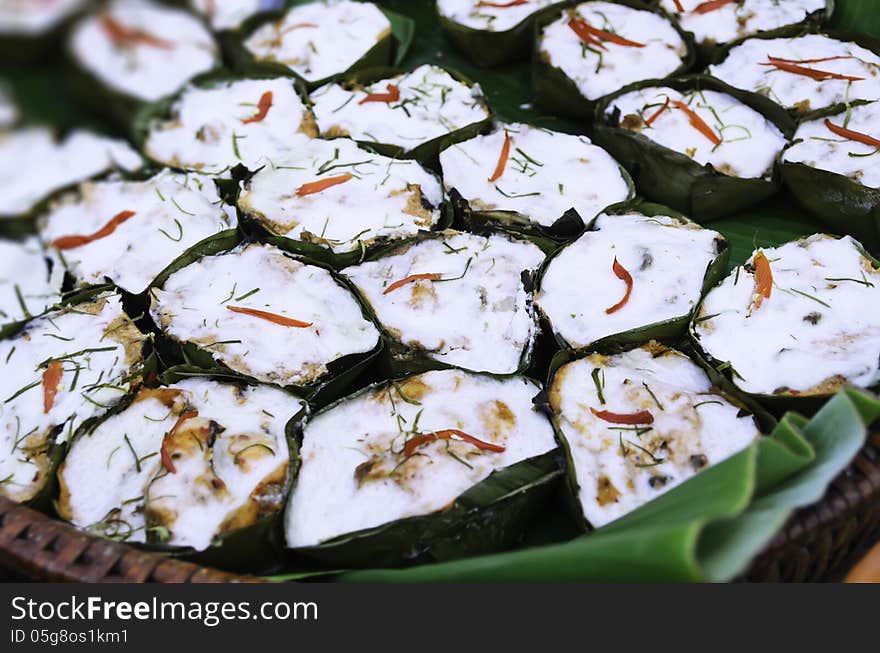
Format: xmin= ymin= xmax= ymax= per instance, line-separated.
xmin=476 ymin=0 xmax=528 ymax=7
xmin=42 ymin=361 xmax=63 ymax=414
xmin=403 ymin=429 xmax=506 ymax=457
xmin=488 ymin=129 xmax=511 ymax=182
xmin=383 ymin=273 xmax=444 ymax=295
xmin=296 ymin=173 xmax=353 ymax=196
xmin=590 ymin=407 xmax=655 ymax=425
xmin=645 ymin=96 xmax=671 ymax=125
xmin=226 ymin=305 xmax=312 ymax=328
xmin=162 ymin=410 xmax=199 ymax=474
xmin=605 ymin=257 xmax=634 ymax=315
xmin=752 ymin=251 xmax=773 ymax=309
xmin=669 ymin=99 xmax=721 ymax=145
xmin=359 ymin=83 xmax=401 ymax=105
xmin=568 ymin=18 xmax=645 ymax=48
xmin=100 ymin=14 xmax=174 ymax=49
xmin=51 ymin=210 xmax=136 ymax=250
xmin=693 ymin=0 xmax=736 ymax=14
xmin=824 ymin=118 xmax=880 ymax=149
xmin=242 ymin=91 xmax=273 ymax=124
xmin=761 ymin=56 xmax=865 ymax=82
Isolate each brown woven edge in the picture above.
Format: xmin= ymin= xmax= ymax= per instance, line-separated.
xmin=1 ymin=433 xmax=879 ymax=583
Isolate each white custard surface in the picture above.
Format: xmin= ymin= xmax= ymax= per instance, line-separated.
xmin=695 ymin=235 xmax=880 ymax=395
xmin=440 ymin=123 xmax=631 ymax=226
xmin=151 ymin=243 xmax=380 ymax=387
xmin=189 ymin=0 xmax=282 ymax=31
xmin=605 ymin=86 xmax=787 ymax=178
xmin=285 ymin=369 xmax=557 ymax=547
xmin=537 ymin=212 xmax=722 ymax=348
xmin=243 ymin=0 xmax=390 ymax=83
xmin=143 ymin=77 xmax=317 ymax=174
xmin=0 ymin=0 xmax=84 ymax=35
xmin=40 ymin=169 xmax=237 ymax=295
xmin=310 ymin=64 xmax=490 ymax=149
xmin=238 ymin=137 xmax=442 ymax=254
xmin=550 ymin=345 xmax=759 ymax=527
xmin=709 ymin=34 xmax=880 ymax=113
xmin=437 ymin=0 xmax=558 ymax=32
xmin=0 ymin=293 xmax=146 ymax=503
xmin=0 ymin=236 xmax=63 ymax=323
xmin=783 ymin=101 xmax=880 ymax=189
xmin=0 ymin=127 xmax=141 ymax=218
xmin=659 ymin=0 xmax=825 ymax=47
xmin=59 ymin=379 xmax=303 ymax=551
xmin=344 ymin=231 xmax=545 ymax=374
xmin=69 ymin=0 xmax=219 ymax=102
xmin=539 ymin=2 xmax=688 ymax=101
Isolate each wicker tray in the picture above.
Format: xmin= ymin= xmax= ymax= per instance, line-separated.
xmin=1 ymin=432 xmax=877 ymax=583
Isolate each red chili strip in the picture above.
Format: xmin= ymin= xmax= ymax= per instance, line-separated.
xmin=242 ymin=91 xmax=273 ymax=124
xmin=403 ymin=429 xmax=506 ymax=457
xmin=51 ymin=210 xmax=136 ymax=250
xmin=100 ymin=14 xmax=174 ymax=49
xmin=568 ymin=18 xmax=645 ymax=48
xmin=761 ymin=56 xmax=865 ymax=82
xmin=590 ymin=407 xmax=655 ymax=425
xmin=161 ymin=410 xmax=199 ymax=474
xmin=383 ymin=273 xmax=444 ymax=295
xmin=605 ymin=257 xmax=634 ymax=315
xmin=488 ymin=129 xmax=511 ymax=182
xmin=752 ymin=251 xmax=773 ymax=309
xmin=693 ymin=0 xmax=737 ymax=14
xmin=226 ymin=305 xmax=312 ymax=328
xmin=358 ymin=84 xmax=401 ymax=105
xmin=669 ymin=99 xmax=721 ymax=145
xmin=824 ymin=118 xmax=880 ymax=149
xmin=42 ymin=361 xmax=63 ymax=414
xmin=296 ymin=173 xmax=353 ymax=196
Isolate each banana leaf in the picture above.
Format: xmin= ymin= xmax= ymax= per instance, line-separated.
xmin=340 ymin=228 xmax=557 ymax=378
xmin=592 ymin=75 xmax=796 ymax=221
xmin=311 ymin=66 xmax=494 ymax=170
xmin=531 ymin=0 xmax=697 ymax=121
xmin=222 ymin=2 xmax=415 ymax=91
xmin=437 ymin=1 xmax=569 ymax=68
xmin=0 ymin=2 xmax=91 ymax=65
xmin=533 ymin=200 xmax=730 ymax=354
xmin=147 ymin=244 xmax=385 ymax=409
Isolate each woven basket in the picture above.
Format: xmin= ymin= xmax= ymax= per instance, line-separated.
xmin=2 ymin=432 xmax=878 ymax=583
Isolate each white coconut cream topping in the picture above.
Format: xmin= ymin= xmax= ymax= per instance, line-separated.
xmin=783 ymin=101 xmax=880 ymax=189
xmin=0 ymin=127 xmax=141 ymax=219
xmin=538 ymin=2 xmax=688 ymax=101
xmin=537 ymin=212 xmax=722 ymax=348
xmin=437 ymin=0 xmax=558 ymax=32
xmin=189 ymin=0 xmax=281 ymax=31
xmin=285 ymin=369 xmax=557 ymax=547
xmin=659 ymin=0 xmax=825 ymax=47
xmin=0 ymin=293 xmax=146 ymax=503
xmin=310 ymin=64 xmax=490 ymax=149
xmin=0 ymin=236 xmax=63 ymax=324
xmin=439 ymin=123 xmax=631 ymax=227
xmin=143 ymin=77 xmax=317 ymax=175
xmin=708 ymin=34 xmax=880 ymax=113
xmin=605 ymin=86 xmax=787 ymax=178
xmin=695 ymin=234 xmax=880 ymax=396
xmin=151 ymin=243 xmax=380 ymax=387
xmin=238 ymin=137 xmax=442 ymax=254
xmin=344 ymin=231 xmax=545 ymax=374
xmin=69 ymin=0 xmax=219 ymax=103
xmin=0 ymin=0 xmax=84 ymax=35
xmin=550 ymin=344 xmax=760 ymax=527
xmin=40 ymin=169 xmax=237 ymax=295
xmin=243 ymin=0 xmax=390 ymax=84
xmin=58 ymin=379 xmax=303 ymax=551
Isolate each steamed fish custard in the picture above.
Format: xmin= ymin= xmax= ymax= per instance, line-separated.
xmin=0 ymin=236 xmax=64 ymax=324
xmin=694 ymin=235 xmax=880 ymax=397
xmin=285 ymin=369 xmax=558 ymax=558
xmin=0 ymin=293 xmax=147 ymax=503
xmin=783 ymin=101 xmax=880 ymax=189
xmin=0 ymin=127 xmax=141 ymax=220
xmin=344 ymin=231 xmax=545 ymax=375
xmin=439 ymin=123 xmax=632 ymax=232
xmin=0 ymin=0 xmax=85 ymax=37
xmin=151 ymin=243 xmax=380 ymax=388
xmin=69 ymin=0 xmax=219 ymax=104
xmin=40 ymin=169 xmax=238 ymax=295
xmin=310 ymin=65 xmax=491 ymax=155
xmin=189 ymin=0 xmax=282 ymax=31
xmin=603 ymin=86 xmax=788 ymax=179
xmin=238 ymin=138 xmax=443 ymax=258
xmin=536 ymin=211 xmax=725 ymax=349
xmin=437 ymin=0 xmax=559 ymax=32
xmin=58 ymin=379 xmax=303 ymax=551
xmin=550 ymin=344 xmax=760 ymax=528
xmin=709 ymin=34 xmax=880 ymax=114
xmin=142 ymin=77 xmax=318 ymax=175
xmin=658 ymin=0 xmax=827 ymax=48
xmin=242 ymin=0 xmax=391 ymax=85
xmin=536 ymin=2 xmax=689 ymax=109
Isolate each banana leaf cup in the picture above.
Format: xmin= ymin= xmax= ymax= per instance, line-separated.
xmin=146 ymin=240 xmax=385 ymax=409
xmin=223 ymin=2 xmax=415 ymax=91
xmin=780 ymin=102 xmax=880 ymax=254
xmin=0 ymin=0 xmax=92 ymax=64
xmin=649 ymin=0 xmax=833 ymax=66
xmin=340 ymin=228 xmax=557 ymax=379
xmin=531 ymin=0 xmax=696 ymax=121
xmin=534 ymin=200 xmax=730 ymax=354
xmin=437 ymin=1 xmax=569 ymax=68
xmin=53 ymin=367 xmax=308 ymax=574
xmin=283 ymin=370 xmax=564 ymax=568
xmin=591 ymin=75 xmax=796 ymax=221
xmin=308 ymin=66 xmax=494 ymax=170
